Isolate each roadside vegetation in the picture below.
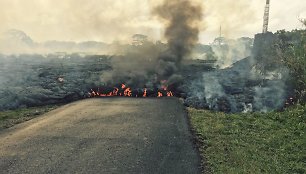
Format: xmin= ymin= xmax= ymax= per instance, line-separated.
xmin=189 ymin=105 xmax=306 ymax=174
xmin=258 ymin=22 xmax=306 ymax=103
xmin=189 ymin=22 xmax=306 ymax=174
xmin=275 ymin=28 xmax=306 ymax=103
xmin=0 ymin=105 xmax=60 ymax=130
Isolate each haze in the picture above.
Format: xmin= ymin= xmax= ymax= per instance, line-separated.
xmin=0 ymin=0 xmax=305 ymax=43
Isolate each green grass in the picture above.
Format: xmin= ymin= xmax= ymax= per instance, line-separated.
xmin=0 ymin=105 xmax=60 ymax=130
xmin=189 ymin=105 xmax=306 ymax=174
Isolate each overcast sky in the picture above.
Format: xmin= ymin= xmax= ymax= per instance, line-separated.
xmin=0 ymin=0 xmax=305 ymax=44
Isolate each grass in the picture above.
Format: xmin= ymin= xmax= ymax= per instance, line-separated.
xmin=0 ymin=105 xmax=60 ymax=130
xmin=189 ymin=105 xmax=306 ymax=174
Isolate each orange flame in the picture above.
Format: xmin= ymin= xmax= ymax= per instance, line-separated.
xmin=90 ymin=89 xmax=97 ymax=97
xmin=124 ymin=88 xmax=132 ymax=97
xmin=143 ymin=88 xmax=147 ymax=97
xmin=167 ymin=91 xmax=173 ymax=97
xmin=89 ymin=85 xmax=174 ymax=98
xmin=113 ymin=87 xmax=119 ymax=96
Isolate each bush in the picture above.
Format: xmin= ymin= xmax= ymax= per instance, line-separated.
xmin=276 ymin=29 xmax=306 ymax=103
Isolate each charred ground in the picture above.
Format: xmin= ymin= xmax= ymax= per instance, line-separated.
xmin=0 ymin=54 xmax=111 ymax=110
xmin=0 ymin=53 xmax=290 ymax=113
xmin=0 ymin=53 xmax=211 ymax=111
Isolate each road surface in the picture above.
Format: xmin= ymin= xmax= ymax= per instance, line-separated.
xmin=0 ymin=98 xmax=201 ymax=174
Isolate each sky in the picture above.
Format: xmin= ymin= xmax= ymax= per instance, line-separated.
xmin=0 ymin=0 xmax=305 ymax=44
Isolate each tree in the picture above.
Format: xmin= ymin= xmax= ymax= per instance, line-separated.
xmin=253 ymin=20 xmax=306 ymax=103
xmin=276 ymin=22 xmax=306 ymax=103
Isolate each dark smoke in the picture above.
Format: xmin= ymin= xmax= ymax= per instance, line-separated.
xmin=102 ymin=0 xmax=203 ymax=88
xmin=154 ymin=0 xmax=203 ymax=80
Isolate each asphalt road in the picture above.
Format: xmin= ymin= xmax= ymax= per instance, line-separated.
xmin=0 ymin=98 xmax=201 ymax=174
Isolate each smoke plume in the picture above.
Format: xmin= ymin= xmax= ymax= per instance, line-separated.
xmin=102 ymin=0 xmax=203 ymax=88
xmin=153 ymin=0 xmax=203 ymax=79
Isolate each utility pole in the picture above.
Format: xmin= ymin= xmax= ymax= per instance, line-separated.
xmin=219 ymin=25 xmax=222 ymax=46
xmin=262 ymin=0 xmax=270 ymax=33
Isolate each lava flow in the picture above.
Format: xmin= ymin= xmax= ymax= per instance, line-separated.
xmin=89 ymin=83 xmax=174 ymax=98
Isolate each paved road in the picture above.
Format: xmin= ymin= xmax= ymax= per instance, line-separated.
xmin=0 ymin=98 xmax=201 ymax=174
